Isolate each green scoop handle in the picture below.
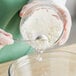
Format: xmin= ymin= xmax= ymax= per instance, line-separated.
xmin=0 ymin=0 xmax=34 ymax=63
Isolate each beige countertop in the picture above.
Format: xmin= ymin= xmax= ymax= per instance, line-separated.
xmin=0 ymin=44 xmax=76 ymax=76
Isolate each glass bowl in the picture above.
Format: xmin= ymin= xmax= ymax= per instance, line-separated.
xmin=8 ymin=50 xmax=76 ymax=76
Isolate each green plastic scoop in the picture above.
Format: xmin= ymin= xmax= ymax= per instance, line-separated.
xmin=0 ymin=0 xmax=34 ymax=63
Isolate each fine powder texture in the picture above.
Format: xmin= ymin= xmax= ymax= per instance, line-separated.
xmin=20 ymin=7 xmax=63 ymax=50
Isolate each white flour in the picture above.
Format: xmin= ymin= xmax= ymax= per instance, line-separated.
xmin=20 ymin=7 xmax=63 ymax=50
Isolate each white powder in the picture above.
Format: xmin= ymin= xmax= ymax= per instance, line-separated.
xmin=20 ymin=7 xmax=63 ymax=50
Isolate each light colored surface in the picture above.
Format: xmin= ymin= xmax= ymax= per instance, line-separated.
xmin=0 ymin=44 xmax=76 ymax=76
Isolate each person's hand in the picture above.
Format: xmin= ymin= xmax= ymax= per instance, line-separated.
xmin=0 ymin=29 xmax=14 ymax=49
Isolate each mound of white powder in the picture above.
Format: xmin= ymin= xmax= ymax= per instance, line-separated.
xmin=20 ymin=7 xmax=63 ymax=50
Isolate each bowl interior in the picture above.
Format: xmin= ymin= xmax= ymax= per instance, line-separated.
xmin=9 ymin=51 xmax=76 ymax=76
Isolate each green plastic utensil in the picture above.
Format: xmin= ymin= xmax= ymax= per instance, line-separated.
xmin=0 ymin=0 xmax=34 ymax=63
